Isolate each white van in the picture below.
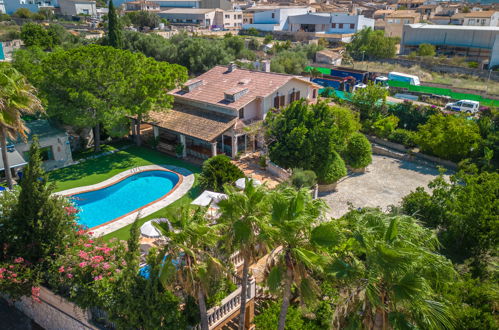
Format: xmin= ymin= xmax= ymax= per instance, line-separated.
xmin=445 ymin=100 xmax=480 ymax=114
xmin=387 ymin=72 xmax=421 ymax=86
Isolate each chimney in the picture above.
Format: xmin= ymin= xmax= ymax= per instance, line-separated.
xmin=262 ymin=60 xmax=271 ymax=72
xmin=228 ymin=62 xmax=237 ymax=72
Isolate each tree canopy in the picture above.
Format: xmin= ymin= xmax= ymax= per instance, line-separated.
xmin=265 ymin=101 xmax=360 ymax=183
xmin=39 ymin=45 xmax=187 ymax=150
xmin=346 ymin=27 xmax=398 ymax=60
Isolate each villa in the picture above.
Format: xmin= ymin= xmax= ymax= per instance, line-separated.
xmin=134 ymin=64 xmax=320 ymax=160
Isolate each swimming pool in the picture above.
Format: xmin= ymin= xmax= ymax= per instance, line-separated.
xmin=71 ymin=170 xmax=180 ymax=229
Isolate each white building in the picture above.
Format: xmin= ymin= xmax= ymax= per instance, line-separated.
xmin=158 ymin=8 xmax=216 ymax=27
xmin=0 ymin=0 xmax=6 ymax=14
xmin=58 ymin=0 xmax=96 ymax=16
xmin=462 ymin=11 xmax=499 ymax=27
xmin=286 ymin=13 xmax=374 ymax=34
xmin=242 ymin=6 xmax=312 ymax=32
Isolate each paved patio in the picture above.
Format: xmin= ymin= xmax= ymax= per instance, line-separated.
xmin=232 ymin=153 xmax=280 ymax=189
xmin=321 ymin=155 xmax=446 ymax=218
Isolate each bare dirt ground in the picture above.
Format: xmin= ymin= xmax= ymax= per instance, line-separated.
xmin=321 ymin=155 xmax=446 ymax=218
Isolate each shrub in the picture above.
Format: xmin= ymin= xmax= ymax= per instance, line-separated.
xmin=0 ymin=257 xmax=40 ymax=301
xmin=417 ymin=43 xmax=436 ymax=57
xmin=372 ymin=115 xmax=399 ymax=138
xmin=344 ymin=133 xmax=372 ymax=169
xmin=316 ymin=151 xmax=346 ymax=184
xmin=388 ymin=101 xmax=439 ymax=131
xmin=254 ymin=301 xmax=305 ymax=330
xmin=47 ymin=234 xmax=128 ymax=308
xmin=290 ymin=169 xmax=317 ymax=188
xmin=198 ymin=155 xmax=244 ymax=192
xmin=415 ymin=114 xmax=482 ymax=162
xmin=388 ymin=128 xmax=417 ymax=147
xmin=12 ymin=8 xmax=33 ymax=19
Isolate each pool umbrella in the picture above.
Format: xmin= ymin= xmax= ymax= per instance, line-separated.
xmin=140 ymin=218 xmax=172 ymax=238
xmin=235 ymin=178 xmax=261 ymax=190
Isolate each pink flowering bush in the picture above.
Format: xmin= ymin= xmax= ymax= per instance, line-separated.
xmin=0 ymin=257 xmax=40 ymax=301
xmin=47 ymin=233 xmax=128 ymax=308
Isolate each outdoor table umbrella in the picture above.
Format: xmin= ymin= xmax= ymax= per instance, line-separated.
xmin=235 ymin=178 xmax=262 ymax=190
xmin=140 ymin=218 xmax=172 ymax=238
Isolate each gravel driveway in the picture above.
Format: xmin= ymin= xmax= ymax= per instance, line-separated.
xmin=321 ymin=155 xmax=445 ymax=218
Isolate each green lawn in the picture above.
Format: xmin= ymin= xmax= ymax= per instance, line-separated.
xmin=48 ymin=146 xmax=202 ymax=241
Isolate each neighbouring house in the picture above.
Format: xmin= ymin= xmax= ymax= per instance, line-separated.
xmin=124 ymin=0 xmax=160 ymax=12
xmin=0 ymin=0 xmax=5 ymax=13
xmin=401 ymin=24 xmax=499 ymax=68
xmin=384 ymin=10 xmax=420 ymax=38
xmin=3 ymin=0 xmax=57 ymax=14
xmin=449 ymin=12 xmax=466 ymax=25
xmin=462 ymin=11 xmax=499 ymax=27
xmin=315 ymin=49 xmax=343 ymax=66
xmin=134 ymin=64 xmax=320 ymax=160
xmin=285 ymin=13 xmax=374 ymax=34
xmin=117 ymin=0 xmax=201 ymax=10
xmin=416 ymin=4 xmax=443 ymax=20
xmin=58 ymin=0 xmax=96 ymax=16
xmin=158 ymin=8 xmax=241 ymax=28
xmin=3 ymin=120 xmax=73 ymax=179
xmin=214 ymin=9 xmax=243 ymax=29
xmin=397 ymin=0 xmax=424 ymax=10
xmin=242 ymin=6 xmax=313 ymax=32
xmin=158 ymin=8 xmax=216 ymax=27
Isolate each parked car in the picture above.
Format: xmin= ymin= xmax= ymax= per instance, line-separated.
xmin=445 ymin=100 xmax=480 ymax=113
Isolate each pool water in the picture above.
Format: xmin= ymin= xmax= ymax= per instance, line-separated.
xmin=72 ymin=170 xmax=179 ymax=228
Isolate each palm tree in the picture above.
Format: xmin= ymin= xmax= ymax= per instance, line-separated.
xmin=266 ymin=187 xmax=331 ymax=330
xmin=329 ymin=209 xmax=456 ymax=330
xmin=0 ymin=63 xmax=43 ymax=189
xmin=217 ymin=180 xmax=271 ymax=330
xmin=156 ymin=207 xmax=225 ymax=330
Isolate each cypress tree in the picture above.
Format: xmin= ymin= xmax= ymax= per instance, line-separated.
xmin=9 ymin=136 xmax=76 ymax=264
xmin=107 ymin=0 xmax=123 ymax=49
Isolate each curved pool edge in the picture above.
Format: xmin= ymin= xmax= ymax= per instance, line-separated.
xmin=56 ymin=165 xmax=194 ymax=237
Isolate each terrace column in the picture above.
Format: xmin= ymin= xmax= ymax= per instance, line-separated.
xmin=153 ymin=126 xmax=159 ymax=139
xmin=231 ymin=135 xmax=238 ymax=159
xmin=221 ymin=134 xmax=225 ymax=155
xmin=211 ymin=142 xmax=217 ymax=157
xmin=179 ymin=134 xmax=187 ymax=158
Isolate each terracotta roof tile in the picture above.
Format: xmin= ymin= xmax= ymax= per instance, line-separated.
xmin=170 ymin=66 xmax=316 ymax=111
xmin=144 ymin=104 xmax=237 ymax=142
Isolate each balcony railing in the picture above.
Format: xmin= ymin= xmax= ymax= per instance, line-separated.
xmin=193 ymin=277 xmax=256 ymax=330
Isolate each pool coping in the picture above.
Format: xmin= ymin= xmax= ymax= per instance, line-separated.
xmin=55 ymin=165 xmax=194 ymax=237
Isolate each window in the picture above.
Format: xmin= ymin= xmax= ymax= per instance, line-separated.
xmin=225 ymin=14 xmax=230 ymax=19
xmin=271 ymin=13 xmax=275 ymax=19
xmin=332 ymin=23 xmax=336 ymax=28
xmin=239 ymin=108 xmax=245 ymax=119
xmin=274 ymin=94 xmax=285 ymax=108
xmin=238 ymin=15 xmax=242 ymax=19
xmin=350 ymin=23 xmax=354 ymax=29
xmin=23 ymin=146 xmax=53 ymax=162
xmin=234 ymin=15 xmax=236 ymax=19
xmin=289 ymin=89 xmax=300 ymax=103
xmin=339 ymin=23 xmax=343 ymax=29
xmin=312 ymin=89 xmax=317 ymax=98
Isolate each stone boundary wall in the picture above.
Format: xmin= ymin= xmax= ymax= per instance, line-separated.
xmin=377 ymin=58 xmax=499 ymax=82
xmin=4 ymin=287 xmax=96 ymax=330
xmin=266 ymin=161 xmax=291 ymax=181
xmin=367 ymin=136 xmax=458 ymax=170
